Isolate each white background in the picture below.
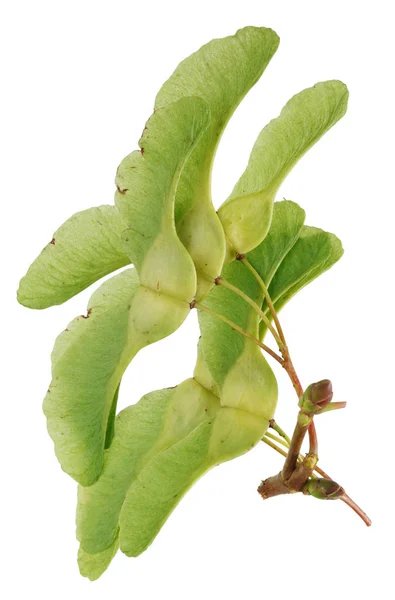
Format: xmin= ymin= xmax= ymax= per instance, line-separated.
xmin=2 ymin=1 xmax=394 ymax=598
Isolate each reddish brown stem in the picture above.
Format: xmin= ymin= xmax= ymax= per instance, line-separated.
xmin=282 ymin=353 xmax=321 ymax=459
xmin=282 ymin=421 xmax=311 ymax=481
xmin=308 ymin=422 xmax=318 ymax=455
xmin=341 ymin=494 xmax=372 ymax=527
xmin=283 ymin=355 xmax=303 ymax=397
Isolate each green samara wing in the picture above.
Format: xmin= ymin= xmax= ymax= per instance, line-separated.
xmin=17 ymin=205 xmax=129 ymax=308
xmin=156 ymin=26 xmax=280 ymax=298
xmin=218 ymin=81 xmax=348 ymax=255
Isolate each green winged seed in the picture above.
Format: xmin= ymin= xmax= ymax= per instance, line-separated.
xmin=218 ymin=80 xmax=348 ymax=256
xmin=77 ymin=379 xmax=219 ymax=555
xmin=119 ymin=405 xmax=267 ymax=557
xmin=17 ymin=205 xmax=130 ymax=309
xmin=18 ymin=97 xmax=210 ymax=309
xmin=44 ymin=262 xmax=210 ymax=486
xmin=198 ymin=259 xmax=278 ymax=418
xmin=155 ymin=26 xmax=280 ymax=299
xmin=44 ymin=269 xmax=139 ymax=485
xmin=115 ymin=97 xmax=210 ymax=303
xmin=77 ymin=377 xmax=268 ymax=564
xmin=45 ymin=99 xmax=213 ymax=486
xmin=259 ymin=225 xmax=344 ymax=339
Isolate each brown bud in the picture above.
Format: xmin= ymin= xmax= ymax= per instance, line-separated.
xmin=299 ymin=380 xmax=333 ymax=415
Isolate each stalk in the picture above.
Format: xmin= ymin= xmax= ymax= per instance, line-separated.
xmin=192 ymin=301 xmax=283 ymax=365
xmin=214 ymin=276 xmax=284 ymax=349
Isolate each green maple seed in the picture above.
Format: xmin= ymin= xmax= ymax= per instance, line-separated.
xmin=218 ymin=80 xmax=348 ymax=257
xmin=44 ymin=269 xmax=138 ymax=484
xmin=45 ymin=97 xmax=211 ymax=486
xmin=76 ymin=380 xmax=218 ymax=555
xmin=155 ymin=26 xmax=280 ymax=299
xmin=114 ymin=96 xmax=208 ymax=304
xmin=198 ymin=260 xmax=278 ymax=417
xmin=16 ymin=26 xmax=365 ymax=581
xmin=77 ymin=378 xmax=267 ymax=563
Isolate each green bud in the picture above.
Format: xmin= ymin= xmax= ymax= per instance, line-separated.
xmin=303 ymin=478 xmax=344 ymax=500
